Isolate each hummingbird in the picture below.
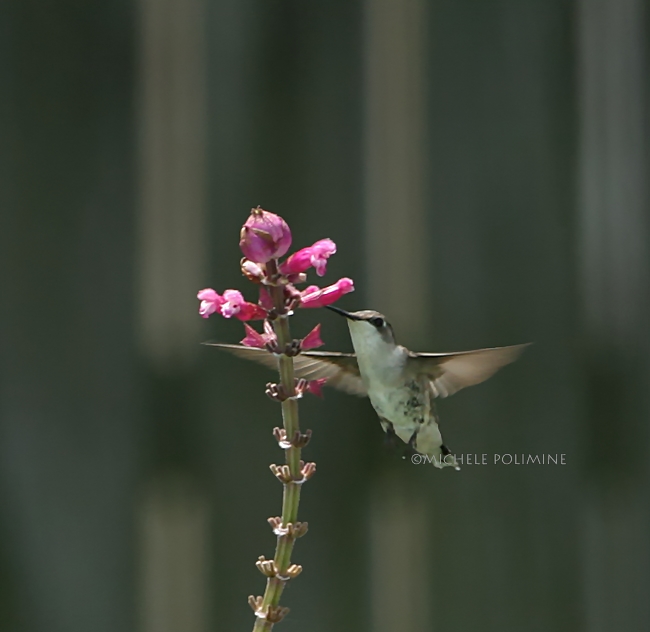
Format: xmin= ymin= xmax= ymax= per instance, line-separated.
xmin=207 ymin=306 xmax=529 ymax=470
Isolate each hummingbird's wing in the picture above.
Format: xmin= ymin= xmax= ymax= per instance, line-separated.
xmin=203 ymin=343 xmax=367 ymax=396
xmin=409 ymin=343 xmax=530 ymax=398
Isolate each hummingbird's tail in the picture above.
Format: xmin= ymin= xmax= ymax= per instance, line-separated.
xmin=415 ymin=422 xmax=461 ymax=470
xmin=431 ymin=444 xmax=460 ymax=470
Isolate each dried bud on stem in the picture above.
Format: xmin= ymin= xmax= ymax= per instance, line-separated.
xmin=267 ymin=517 xmax=309 ymax=539
xmin=273 ymin=427 xmax=312 ymax=449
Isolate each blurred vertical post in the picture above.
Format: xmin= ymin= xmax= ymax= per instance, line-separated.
xmin=364 ymin=0 xmax=430 ymax=343
xmin=138 ymin=477 xmax=209 ymax=632
xmin=138 ymin=0 xmax=207 ymax=369
xmin=0 ymin=2 xmax=139 ymax=631
xmin=577 ymin=0 xmax=650 ymax=629
xmin=137 ymin=0 xmax=209 ymax=630
xmin=364 ymin=0 xmax=432 ymax=630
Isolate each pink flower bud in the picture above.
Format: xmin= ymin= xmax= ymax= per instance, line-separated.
xmin=299 ymin=278 xmax=355 ymax=308
xmin=285 ymin=272 xmax=307 ymax=285
xmin=239 ymin=207 xmax=292 ymax=263
xmin=240 ymin=258 xmax=266 ymax=283
xmin=301 ymin=324 xmax=324 ymax=350
xmin=280 ymin=238 xmax=337 ymax=277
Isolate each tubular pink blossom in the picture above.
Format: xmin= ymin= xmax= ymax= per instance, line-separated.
xmin=280 ymin=238 xmax=337 ymax=277
xmin=197 ymin=288 xmax=223 ymax=318
xmin=299 ymin=278 xmax=354 ymax=308
xmin=198 ymin=288 xmax=267 ymax=320
xmin=239 ymin=207 xmax=292 ymax=263
xmin=301 ymin=324 xmax=324 ymax=350
xmin=219 ymin=290 xmax=267 ymax=320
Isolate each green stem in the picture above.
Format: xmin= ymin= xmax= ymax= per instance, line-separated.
xmin=251 ymin=263 xmax=308 ymax=631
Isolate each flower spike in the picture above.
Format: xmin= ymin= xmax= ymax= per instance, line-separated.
xmin=198 ymin=207 xmax=356 ymax=631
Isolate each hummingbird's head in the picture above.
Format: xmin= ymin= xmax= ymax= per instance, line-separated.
xmin=325 ymin=306 xmax=396 ymax=348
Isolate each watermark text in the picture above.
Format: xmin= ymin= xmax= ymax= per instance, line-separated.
xmin=410 ymin=453 xmax=567 ymax=466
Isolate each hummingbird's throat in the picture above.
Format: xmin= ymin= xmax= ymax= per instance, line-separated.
xmin=347 ymin=320 xmax=404 ymax=383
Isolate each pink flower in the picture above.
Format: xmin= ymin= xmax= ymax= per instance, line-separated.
xmin=299 ymin=278 xmax=354 ymax=308
xmin=197 ymin=288 xmax=266 ymax=321
xmin=197 ymin=288 xmax=223 ymax=318
xmin=219 ymin=289 xmax=246 ymax=318
xmin=240 ymin=322 xmax=277 ymax=349
xmin=301 ymin=324 xmax=324 ymax=350
xmin=233 ymin=302 xmax=267 ymax=321
xmin=280 ymin=238 xmax=337 ymax=277
xmin=239 ymin=207 xmax=292 ymax=263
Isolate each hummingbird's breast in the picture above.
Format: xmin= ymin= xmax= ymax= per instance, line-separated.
xmin=367 ymin=379 xmax=428 ymax=433
xmin=348 ymin=322 xmax=431 ymax=440
xmin=353 ymin=338 xmax=407 ymax=389
xmin=357 ymin=346 xmax=430 ymax=440
xmin=347 ymin=321 xmax=450 ymax=465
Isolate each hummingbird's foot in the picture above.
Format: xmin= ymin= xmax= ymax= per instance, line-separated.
xmin=380 ymin=418 xmax=398 ymax=449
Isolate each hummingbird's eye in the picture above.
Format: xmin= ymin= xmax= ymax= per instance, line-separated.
xmin=371 ymin=317 xmax=384 ymax=328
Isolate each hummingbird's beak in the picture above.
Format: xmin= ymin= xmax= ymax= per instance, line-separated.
xmin=326 ymin=305 xmax=361 ymax=320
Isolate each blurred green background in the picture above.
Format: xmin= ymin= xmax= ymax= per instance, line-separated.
xmin=1 ymin=1 xmax=649 ymax=631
